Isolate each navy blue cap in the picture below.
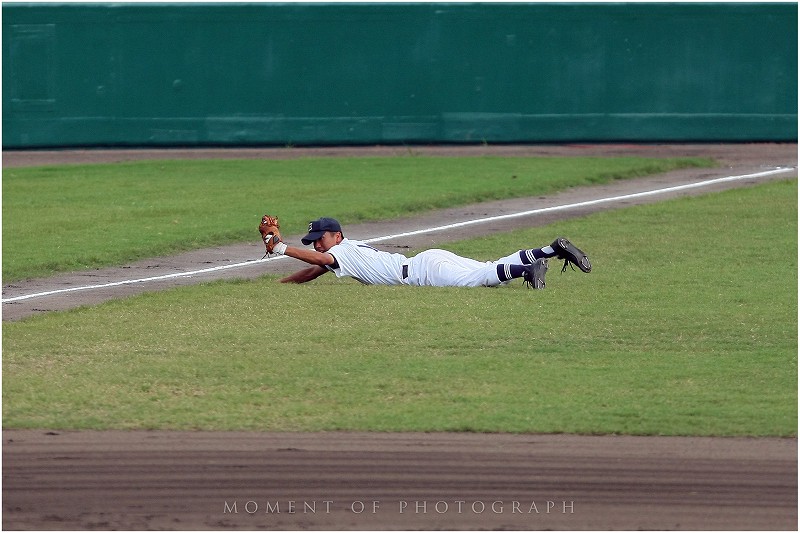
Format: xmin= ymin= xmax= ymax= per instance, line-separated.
xmin=301 ymin=217 xmax=342 ymax=245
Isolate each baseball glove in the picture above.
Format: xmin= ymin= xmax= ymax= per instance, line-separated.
xmin=258 ymin=214 xmax=282 ymax=258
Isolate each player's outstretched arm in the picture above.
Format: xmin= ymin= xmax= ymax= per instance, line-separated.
xmin=283 ymin=245 xmax=335 ymax=267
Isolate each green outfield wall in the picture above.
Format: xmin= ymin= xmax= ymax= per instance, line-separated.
xmin=3 ymin=2 xmax=797 ymax=148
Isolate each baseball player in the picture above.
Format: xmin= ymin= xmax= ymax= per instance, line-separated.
xmin=267 ymin=217 xmax=591 ymax=289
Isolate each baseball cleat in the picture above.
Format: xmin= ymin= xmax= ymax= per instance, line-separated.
xmin=552 ymin=237 xmax=592 ymax=273
xmin=522 ymin=258 xmax=548 ymax=289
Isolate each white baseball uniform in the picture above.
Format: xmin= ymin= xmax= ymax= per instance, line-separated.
xmin=325 ymin=238 xmax=528 ymax=287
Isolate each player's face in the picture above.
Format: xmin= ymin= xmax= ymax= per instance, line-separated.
xmin=313 ymin=231 xmax=341 ymax=252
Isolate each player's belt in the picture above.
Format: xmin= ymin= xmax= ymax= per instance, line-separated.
xmin=402 ymin=264 xmax=409 ymax=279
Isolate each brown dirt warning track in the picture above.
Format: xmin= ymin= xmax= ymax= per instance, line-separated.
xmin=2 ymin=144 xmax=798 ymax=530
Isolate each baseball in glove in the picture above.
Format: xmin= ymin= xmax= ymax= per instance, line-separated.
xmin=258 ymin=214 xmax=283 ymax=258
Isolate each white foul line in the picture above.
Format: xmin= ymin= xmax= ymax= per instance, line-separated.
xmin=361 ymin=167 xmax=795 ymax=244
xmin=3 ymin=166 xmax=794 ymax=304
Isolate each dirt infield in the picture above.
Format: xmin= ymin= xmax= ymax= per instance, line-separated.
xmin=3 ymin=430 xmax=797 ymax=530
xmin=2 ymin=143 xmax=797 ymax=530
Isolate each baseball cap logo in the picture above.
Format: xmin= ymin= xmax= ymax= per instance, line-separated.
xmin=308 ymin=222 xmax=314 ymax=232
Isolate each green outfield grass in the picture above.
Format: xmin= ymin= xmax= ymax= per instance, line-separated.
xmin=2 ymin=156 xmax=711 ymax=281
xmin=3 ymin=179 xmax=796 ymax=436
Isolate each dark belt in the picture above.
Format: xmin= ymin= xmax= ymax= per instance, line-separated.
xmin=402 ymin=264 xmax=409 ymax=279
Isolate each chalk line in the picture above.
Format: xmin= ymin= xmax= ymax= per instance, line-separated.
xmin=3 ymin=166 xmax=794 ymax=304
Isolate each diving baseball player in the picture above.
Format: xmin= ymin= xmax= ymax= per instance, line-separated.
xmin=264 ymin=217 xmax=591 ymax=289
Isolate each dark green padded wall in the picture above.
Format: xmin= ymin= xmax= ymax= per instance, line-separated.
xmin=3 ymin=2 xmax=797 ymax=147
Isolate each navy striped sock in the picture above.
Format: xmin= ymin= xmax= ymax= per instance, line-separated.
xmin=496 ymin=264 xmax=528 ymax=282
xmin=518 ymin=246 xmax=556 ymax=264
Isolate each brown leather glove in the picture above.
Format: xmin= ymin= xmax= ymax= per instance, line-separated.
xmin=258 ymin=214 xmax=282 ymax=258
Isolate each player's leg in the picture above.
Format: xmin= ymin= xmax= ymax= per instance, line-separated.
xmin=495 ymin=237 xmax=591 ymax=273
xmin=409 ymin=249 xmax=546 ymax=288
